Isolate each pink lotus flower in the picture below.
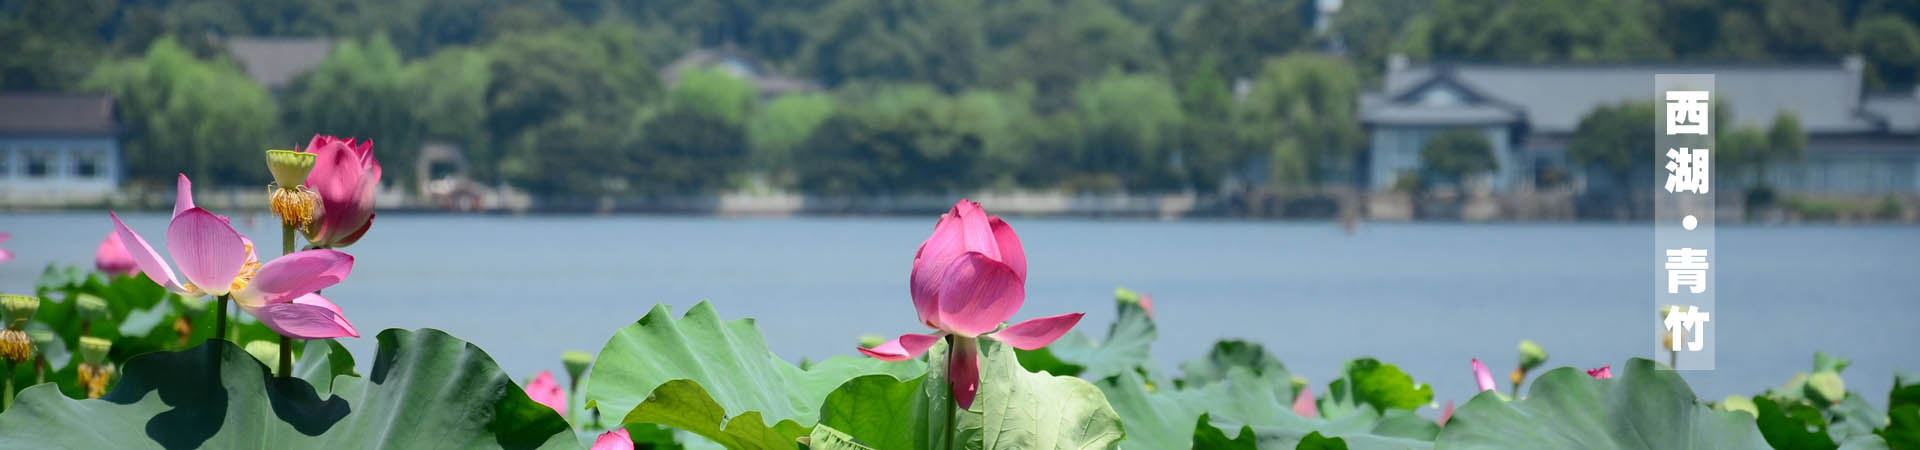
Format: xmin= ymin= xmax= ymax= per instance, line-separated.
xmin=1292 ymin=385 xmax=1319 ymax=418
xmin=96 ymin=232 xmax=138 ymax=276
xmin=303 ymin=135 xmax=381 ymax=248
xmin=525 ymin=370 xmax=566 ymax=417
xmin=1586 ymin=365 xmax=1612 ymax=379
xmin=110 ymin=174 xmax=358 ymax=339
xmin=0 ymin=232 xmax=12 ymax=264
xmin=591 ymin=429 xmax=632 ymax=450
xmin=1471 ymin=358 xmax=1496 ymax=392
xmin=860 ymin=200 xmax=1084 ymax=409
xmin=1437 ymin=400 xmax=1456 ymax=426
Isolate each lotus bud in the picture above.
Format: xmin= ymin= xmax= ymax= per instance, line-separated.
xmin=76 ymin=293 xmax=109 ymax=322
xmin=77 ymin=336 xmax=114 ymax=398
xmin=245 ymin=340 xmax=281 ymax=373
xmin=857 ymin=334 xmax=887 ymax=349
xmin=562 ymin=351 xmax=594 ymax=382
xmin=1114 ymin=287 xmax=1141 ymax=305
xmin=266 ymin=149 xmax=323 ymax=228
xmin=0 ymin=294 xmax=40 ymax=363
xmin=1516 ymin=340 xmax=1547 ymax=372
xmin=1804 ymin=371 xmax=1845 ymax=407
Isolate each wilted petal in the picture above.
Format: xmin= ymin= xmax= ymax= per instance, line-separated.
xmin=236 ymin=249 xmax=353 ymax=308
xmin=987 ymin=217 xmax=1025 ymax=280
xmin=112 ymin=211 xmax=187 ymax=293
xmin=167 ymin=208 xmax=249 ymax=296
xmin=590 ymin=429 xmax=632 ymax=450
xmin=172 ymin=174 xmax=195 ymax=219
xmin=1586 ymin=366 xmax=1612 ymax=379
xmin=524 ymin=370 xmax=567 ymax=418
xmin=1471 ymin=358 xmax=1496 ymax=392
xmin=950 ymin=337 xmax=981 ymax=410
xmin=988 ymin=313 xmax=1082 ymax=350
xmin=935 ymin=253 xmax=1025 ymax=337
xmin=250 ymin=294 xmax=358 ymax=339
xmin=857 ymin=333 xmax=942 ymax=361
xmin=1292 ymin=386 xmax=1319 ymax=418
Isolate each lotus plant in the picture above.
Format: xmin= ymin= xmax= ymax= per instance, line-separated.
xmin=525 ymin=370 xmax=567 ymax=417
xmin=96 ymin=232 xmax=138 ymax=276
xmin=302 ymin=135 xmax=381 ymax=249
xmin=1472 ymin=358 xmax=1497 ymax=393
xmin=110 ymin=174 xmax=359 ymax=342
xmin=1587 ymin=365 xmax=1613 ymax=379
xmin=0 ymin=231 xmax=12 ymax=264
xmin=591 ymin=429 xmax=633 ymax=450
xmin=859 ymin=200 xmax=1084 ymax=409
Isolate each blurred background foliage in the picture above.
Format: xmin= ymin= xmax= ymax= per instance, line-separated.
xmin=1 ymin=0 xmax=1915 ymax=197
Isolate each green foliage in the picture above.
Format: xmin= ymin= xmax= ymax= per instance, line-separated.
xmin=1418 ymin=130 xmax=1497 ymax=185
xmin=747 ymin=93 xmax=835 ymax=169
xmin=585 ymin=301 xmax=923 ymax=450
xmin=283 ymin=35 xmax=421 ymax=187
xmin=1856 ymin=17 xmax=1920 ymax=91
xmin=0 ymin=330 xmax=575 ymax=448
xmin=81 ymin=37 xmax=278 ymax=187
xmin=1243 ymin=55 xmax=1367 ymax=186
xmin=1322 ymin=358 xmax=1435 ymax=417
xmin=1568 ymin=101 xmax=1656 ymax=182
xmin=670 ymin=66 xmax=758 ymax=125
xmin=1016 ymin=293 xmax=1155 ymax=381
xmin=1434 ymin=358 xmax=1770 ymax=449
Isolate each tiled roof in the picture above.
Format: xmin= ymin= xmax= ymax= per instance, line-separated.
xmin=0 ymin=93 xmax=118 ymax=136
xmin=222 ymin=37 xmax=333 ymax=89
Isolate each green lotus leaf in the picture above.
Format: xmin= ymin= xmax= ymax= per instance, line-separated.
xmin=1017 ymin=293 xmax=1156 ymax=381
xmin=1097 ymin=365 xmax=1431 ymax=450
xmin=1434 ymin=358 xmax=1769 ymax=449
xmin=1177 ymin=340 xmax=1289 ymax=389
xmin=290 ymin=338 xmax=356 ymax=396
xmin=817 ymin=339 xmax=1123 ymax=450
xmin=1296 ymin=431 xmax=1349 ymax=450
xmin=0 ymin=329 xmax=574 ymax=448
xmin=1754 ymin=395 xmax=1840 ymax=450
xmin=585 ymin=301 xmax=923 ymax=450
xmin=1321 ymin=358 xmax=1433 ymax=417
xmin=807 ymin=424 xmax=878 ymax=450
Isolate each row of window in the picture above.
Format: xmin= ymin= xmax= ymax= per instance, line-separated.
xmin=0 ymin=149 xmax=110 ymax=179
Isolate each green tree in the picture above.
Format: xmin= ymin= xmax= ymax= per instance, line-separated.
xmin=633 ymin=108 xmax=749 ymax=194
xmin=283 ymin=35 xmax=421 ymax=188
xmin=747 ymin=93 xmax=835 ymax=170
xmin=1241 ymin=54 xmax=1365 ymax=186
xmin=83 ymin=36 xmax=278 ymax=187
xmin=1411 ymin=0 xmax=1668 ymax=63
xmin=1073 ymin=72 xmax=1186 ymax=191
xmin=1755 ymin=111 xmax=1807 ymax=184
xmin=1854 ymin=17 xmax=1920 ymax=90
xmin=1169 ymin=0 xmax=1310 ymax=77
xmin=0 ymin=0 xmax=112 ymax=90
xmin=1568 ymin=101 xmax=1656 ymax=188
xmin=402 ymin=47 xmax=494 ymax=179
xmin=1419 ymin=129 xmax=1497 ymax=185
xmin=669 ymin=66 xmax=758 ymax=124
xmin=485 ymin=25 xmax=661 ymax=190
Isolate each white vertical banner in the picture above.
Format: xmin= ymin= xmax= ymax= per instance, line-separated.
xmin=1655 ymin=74 xmax=1715 ymax=371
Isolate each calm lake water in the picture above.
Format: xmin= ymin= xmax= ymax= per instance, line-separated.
xmin=3 ymin=212 xmax=1916 ymax=407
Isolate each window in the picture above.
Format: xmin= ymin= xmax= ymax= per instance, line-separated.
xmin=25 ymin=152 xmax=50 ymax=177
xmin=75 ymin=151 xmax=99 ymax=177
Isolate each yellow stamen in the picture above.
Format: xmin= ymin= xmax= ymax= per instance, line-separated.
xmin=0 ymin=329 xmax=31 ymax=363
xmin=228 ymin=243 xmax=261 ymax=294
xmin=269 ymin=184 xmax=322 ymax=228
xmin=77 ymin=363 xmax=113 ymax=399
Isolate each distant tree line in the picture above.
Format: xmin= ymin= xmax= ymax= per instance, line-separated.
xmin=2 ymin=0 xmax=1914 ymax=197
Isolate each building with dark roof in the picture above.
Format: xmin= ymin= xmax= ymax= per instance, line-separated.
xmin=219 ymin=37 xmax=333 ymax=90
xmin=1360 ymin=55 xmax=1920 ymax=195
xmin=0 ymin=93 xmax=123 ymax=201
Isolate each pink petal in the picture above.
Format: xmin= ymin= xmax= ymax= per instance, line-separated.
xmin=307 ymin=135 xmax=379 ymax=247
xmin=1437 ymin=401 xmax=1456 ymax=426
xmin=910 ymin=211 xmax=966 ymax=329
xmin=987 ymin=217 xmax=1026 ymax=281
xmin=1139 ymin=294 xmax=1156 ymax=319
xmin=0 ymin=248 xmax=11 ymax=264
xmin=524 ymin=370 xmax=567 ymax=418
xmin=988 ymin=313 xmax=1082 ymax=350
xmin=111 ymin=211 xmax=185 ymax=293
xmin=250 ymin=295 xmax=358 ymax=339
xmin=166 ymin=208 xmax=249 ymax=296
xmin=331 ymin=213 xmax=375 ymax=247
xmin=95 ymin=232 xmax=139 ymax=276
xmin=172 ymin=174 xmax=195 ymax=219
xmin=1292 ymin=386 xmax=1319 ymax=418
xmin=1586 ymin=365 xmax=1612 ymax=379
xmin=950 ymin=338 xmax=980 ymax=410
xmin=590 ymin=429 xmax=633 ymax=450
xmin=1471 ymin=358 xmax=1496 ymax=392
xmin=953 ymin=200 xmax=1000 ymax=260
xmin=0 ymin=231 xmax=9 ymax=243
xmin=237 ymin=249 xmax=354 ymax=307
xmin=934 ymin=252 xmax=1025 ymax=337
xmin=857 ymin=333 xmax=942 ymax=361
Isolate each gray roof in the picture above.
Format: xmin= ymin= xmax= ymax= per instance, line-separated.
xmin=1865 ymin=93 xmax=1920 ymax=134
xmin=1369 ymin=61 xmax=1905 ymax=135
xmin=221 ymin=37 xmax=333 ymax=89
xmin=0 ymin=93 xmax=118 ymax=136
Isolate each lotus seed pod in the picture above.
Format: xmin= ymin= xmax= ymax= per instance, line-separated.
xmin=857 ymin=334 xmax=886 ymax=349
xmin=1517 ymin=340 xmax=1547 ymax=372
xmin=562 ymin=351 xmax=593 ymax=381
xmin=1113 ymin=287 xmax=1141 ymax=305
xmin=79 ymin=336 xmax=112 ymax=366
xmin=265 ymin=150 xmax=317 ymax=188
xmin=76 ymin=293 xmax=109 ymax=322
xmin=1 ymin=294 xmax=40 ymax=330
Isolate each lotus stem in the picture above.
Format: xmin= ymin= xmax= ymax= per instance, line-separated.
xmin=216 ymin=295 xmax=230 ymax=342
xmin=943 ymin=335 xmax=957 ymax=450
xmin=277 ymin=223 xmax=296 ymax=378
xmin=2 ymin=361 xmax=13 ymax=410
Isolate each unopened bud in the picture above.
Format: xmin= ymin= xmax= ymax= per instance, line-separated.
xmin=1804 ymin=371 xmax=1846 ymax=407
